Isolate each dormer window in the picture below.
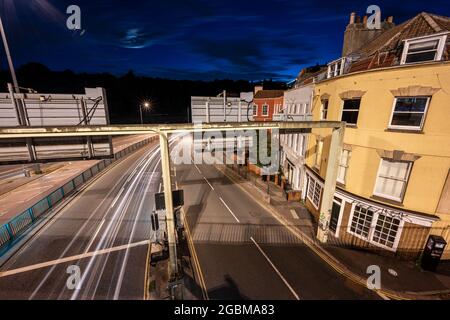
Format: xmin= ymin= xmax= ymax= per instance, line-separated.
xmin=401 ymin=33 xmax=448 ymax=65
xmin=327 ymin=58 xmax=346 ymax=78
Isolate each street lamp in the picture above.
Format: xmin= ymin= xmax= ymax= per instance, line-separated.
xmin=139 ymin=101 xmax=151 ymax=124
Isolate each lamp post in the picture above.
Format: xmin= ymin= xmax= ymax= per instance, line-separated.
xmin=139 ymin=101 xmax=150 ymax=124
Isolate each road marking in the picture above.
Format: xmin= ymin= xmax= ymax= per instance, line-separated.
xmin=203 ymin=177 xmax=215 ymax=190
xmin=110 ymin=187 xmax=125 ymax=208
xmin=219 ymin=197 xmax=240 ymax=223
xmin=376 ymin=291 xmax=390 ymax=300
xmin=194 ymin=164 xmax=202 ymax=174
xmin=250 ymin=236 xmax=300 ymax=300
xmin=290 ymin=209 xmax=299 ymax=219
xmin=0 ymin=240 xmax=149 ymax=278
xmin=84 ymin=219 xmax=106 ymax=254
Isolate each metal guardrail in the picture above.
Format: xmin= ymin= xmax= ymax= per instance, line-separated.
xmin=0 ymin=137 xmax=156 ymax=255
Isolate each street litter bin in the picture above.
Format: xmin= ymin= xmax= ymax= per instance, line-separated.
xmin=421 ymin=235 xmax=447 ymax=271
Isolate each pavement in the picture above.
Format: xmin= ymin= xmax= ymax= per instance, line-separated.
xmin=0 ymin=138 xmax=163 ymax=299
xmin=218 ymin=163 xmax=450 ymax=299
xmin=172 ymin=146 xmax=382 ymax=299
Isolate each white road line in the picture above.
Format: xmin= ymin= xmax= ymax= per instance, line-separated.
xmin=158 ymin=182 xmax=162 ymax=192
xmin=203 ymin=177 xmax=215 ymax=190
xmin=219 ymin=197 xmax=240 ymax=223
xmin=110 ymin=187 xmax=125 ymax=208
xmin=0 ymin=240 xmax=149 ymax=278
xmin=290 ymin=209 xmax=299 ymax=219
xmin=84 ymin=219 xmax=106 ymax=253
xmin=174 ymin=166 xmax=177 ymax=176
xmin=250 ymin=236 xmax=300 ymax=300
xmin=376 ymin=291 xmax=390 ymax=300
xmin=194 ymin=164 xmax=202 ymax=174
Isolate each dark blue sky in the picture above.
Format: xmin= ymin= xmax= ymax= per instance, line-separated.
xmin=1 ymin=0 xmax=449 ymax=81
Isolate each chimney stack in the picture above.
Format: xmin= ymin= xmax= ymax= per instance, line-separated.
xmin=349 ymin=12 xmax=356 ymax=24
xmin=342 ymin=11 xmax=395 ymax=56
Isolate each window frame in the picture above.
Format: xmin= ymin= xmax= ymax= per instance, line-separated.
xmin=306 ymin=175 xmax=322 ymax=210
xmin=327 ymin=57 xmax=346 ymax=78
xmin=373 ymin=158 xmax=413 ymax=202
xmin=314 ymin=139 xmax=323 ymax=170
xmin=262 ymin=103 xmax=269 ymax=116
xmin=320 ymin=99 xmax=329 ymax=120
xmin=341 ymin=98 xmax=361 ymax=126
xmin=337 ymin=149 xmax=351 ymax=185
xmin=388 ymin=96 xmax=431 ymax=131
xmin=252 ymin=104 xmax=258 ymax=116
xmin=401 ymin=33 xmax=448 ymax=65
xmin=347 ymin=203 xmax=404 ymax=251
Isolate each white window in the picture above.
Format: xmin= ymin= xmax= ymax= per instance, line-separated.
xmin=292 ymin=134 xmax=298 ymax=151
xmin=320 ymin=100 xmax=329 ymax=120
xmin=262 ymin=104 xmax=268 ymax=116
xmin=350 ymin=205 xmax=374 ymax=239
xmin=374 ymin=159 xmax=412 ymax=202
xmin=401 ymin=34 xmax=447 ymax=65
xmin=372 ymin=214 xmax=401 ymax=248
xmin=327 ymin=57 xmax=345 ymax=78
xmin=388 ymin=97 xmax=430 ymax=130
xmin=253 ymin=105 xmax=257 ymax=116
xmin=341 ymin=99 xmax=361 ymax=125
xmin=307 ymin=176 xmax=322 ymax=209
xmin=314 ymin=139 xmax=323 ymax=169
xmin=349 ymin=205 xmax=402 ymax=250
xmin=296 ymin=135 xmax=304 ymax=154
xmin=337 ymin=149 xmax=351 ymax=184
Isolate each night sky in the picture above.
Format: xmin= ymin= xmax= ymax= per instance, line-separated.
xmin=1 ymin=0 xmax=450 ymax=81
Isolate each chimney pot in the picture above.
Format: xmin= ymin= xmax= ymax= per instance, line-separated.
xmin=363 ymin=15 xmax=368 ymax=24
xmin=387 ymin=16 xmax=394 ymax=23
xmin=349 ymin=12 xmax=356 ymax=24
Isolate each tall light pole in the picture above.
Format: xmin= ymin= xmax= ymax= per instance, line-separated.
xmin=140 ymin=101 xmax=150 ymax=124
xmin=0 ymin=14 xmax=35 ymax=161
xmin=0 ymin=15 xmax=19 ymax=93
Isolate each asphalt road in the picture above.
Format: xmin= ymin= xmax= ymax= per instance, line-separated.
xmin=0 ymin=140 xmax=164 ymax=300
xmin=174 ymin=142 xmax=381 ymax=299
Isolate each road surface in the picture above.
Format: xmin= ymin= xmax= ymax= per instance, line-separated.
xmin=174 ymin=137 xmax=381 ymax=300
xmin=0 ymin=140 xmax=164 ymax=299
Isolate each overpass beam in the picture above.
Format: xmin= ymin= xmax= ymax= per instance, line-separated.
xmin=316 ymin=125 xmax=345 ymax=243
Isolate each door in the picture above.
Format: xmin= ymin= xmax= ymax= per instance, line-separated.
xmin=329 ymin=197 xmax=342 ymax=234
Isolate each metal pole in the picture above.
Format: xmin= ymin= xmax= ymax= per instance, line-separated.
xmin=139 ymin=105 xmax=143 ymax=124
xmin=7 ymin=83 xmax=21 ymax=125
xmin=0 ymin=16 xmax=19 ymax=93
xmin=316 ymin=125 xmax=345 ymax=243
xmin=159 ymin=132 xmax=179 ymax=278
xmin=223 ymin=90 xmax=226 ymax=122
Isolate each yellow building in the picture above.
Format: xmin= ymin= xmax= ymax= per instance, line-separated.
xmin=303 ymin=12 xmax=450 ymax=259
